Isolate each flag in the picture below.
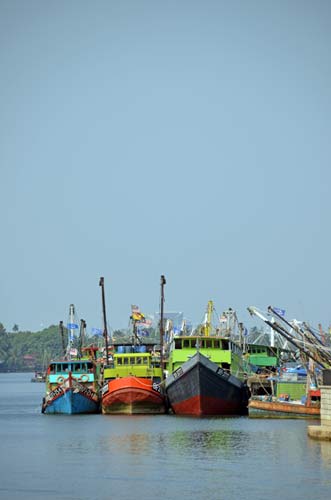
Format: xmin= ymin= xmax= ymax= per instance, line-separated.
xmin=67 ymin=323 xmax=79 ymax=329
xmin=131 ymin=305 xmax=146 ymax=322
xmin=273 ymin=307 xmax=286 ymax=317
xmin=244 ymin=327 xmax=248 ymax=336
xmin=91 ymin=328 xmax=103 ymax=336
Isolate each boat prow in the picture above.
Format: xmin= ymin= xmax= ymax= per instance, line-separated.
xmin=166 ymin=351 xmax=250 ymax=416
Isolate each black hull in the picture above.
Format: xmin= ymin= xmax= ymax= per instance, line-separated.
xmin=165 ymin=351 xmax=249 ymax=416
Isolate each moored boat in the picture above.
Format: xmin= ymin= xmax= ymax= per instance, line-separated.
xmin=31 ymin=371 xmax=46 ymax=383
xmin=101 ymin=343 xmax=166 ymax=415
xmin=248 ymin=391 xmax=320 ymax=419
xmin=41 ymin=305 xmax=101 ymax=414
xmin=41 ymin=355 xmax=100 ymax=414
xmin=164 ymin=301 xmax=251 ymax=416
xmin=165 ymin=350 xmax=250 ymax=416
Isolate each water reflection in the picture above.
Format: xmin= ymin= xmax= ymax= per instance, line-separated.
xmin=319 ymin=440 xmax=331 ymax=468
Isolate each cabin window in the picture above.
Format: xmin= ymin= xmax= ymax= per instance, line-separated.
xmin=123 ymin=358 xmax=129 ymax=365
xmin=50 ymin=364 xmax=56 ymax=374
xmin=174 ymin=339 xmax=182 ymax=349
xmin=74 ymin=364 xmax=81 ymax=372
xmin=222 ymin=340 xmax=229 ymax=350
xmin=130 ymin=358 xmax=135 ymax=365
xmin=183 ymin=340 xmax=190 ymax=348
xmin=117 ymin=358 xmax=122 ymax=365
xmin=137 ymin=357 xmax=142 ymax=364
xmin=143 ymin=357 xmax=148 ymax=365
xmin=205 ymin=340 xmax=212 ymax=348
xmin=61 ymin=364 xmax=69 ymax=372
xmin=214 ymin=340 xmax=220 ymax=348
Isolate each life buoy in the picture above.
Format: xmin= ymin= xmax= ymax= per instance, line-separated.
xmin=79 ymin=374 xmax=89 ymax=383
xmin=56 ymin=376 xmax=65 ymax=384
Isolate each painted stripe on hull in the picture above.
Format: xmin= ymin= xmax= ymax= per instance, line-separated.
xmin=171 ymin=394 xmax=245 ymax=416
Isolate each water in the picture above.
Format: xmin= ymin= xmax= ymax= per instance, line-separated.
xmin=0 ymin=373 xmax=331 ymax=500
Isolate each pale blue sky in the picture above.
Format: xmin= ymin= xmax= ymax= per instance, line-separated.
xmin=1 ymin=0 xmax=330 ymax=333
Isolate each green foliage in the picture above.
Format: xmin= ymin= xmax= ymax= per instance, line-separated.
xmin=0 ymin=324 xmax=63 ymax=372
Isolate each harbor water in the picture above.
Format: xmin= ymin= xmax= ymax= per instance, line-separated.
xmin=0 ymin=373 xmax=331 ymax=500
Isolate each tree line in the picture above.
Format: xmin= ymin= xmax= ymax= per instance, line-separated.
xmin=0 ymin=322 xmax=158 ymax=372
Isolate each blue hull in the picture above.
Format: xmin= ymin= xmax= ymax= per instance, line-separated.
xmin=43 ymin=389 xmax=99 ymax=414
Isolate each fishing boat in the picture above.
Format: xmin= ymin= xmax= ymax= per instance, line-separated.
xmin=164 ymin=301 xmax=251 ymax=416
xmin=31 ymin=371 xmax=46 ymax=383
xmin=41 ymin=306 xmax=101 ymax=414
xmin=101 ymin=305 xmax=166 ymax=415
xmin=101 ymin=342 xmax=166 ymax=414
xmin=248 ymin=389 xmax=320 ymax=419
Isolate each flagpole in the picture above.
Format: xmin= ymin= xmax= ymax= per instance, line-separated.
xmin=160 ymin=275 xmax=166 ymax=381
xmin=99 ymin=277 xmax=109 ymax=365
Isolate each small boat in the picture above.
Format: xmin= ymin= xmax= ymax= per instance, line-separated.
xmin=31 ymin=371 xmax=46 ymax=383
xmin=42 ymin=305 xmax=101 ymax=414
xmin=164 ymin=301 xmax=251 ymax=416
xmin=248 ymin=390 xmax=320 ymax=419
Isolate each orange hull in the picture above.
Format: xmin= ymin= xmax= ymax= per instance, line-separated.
xmin=102 ymin=377 xmax=166 ymax=414
xmin=249 ymin=399 xmax=320 ymax=418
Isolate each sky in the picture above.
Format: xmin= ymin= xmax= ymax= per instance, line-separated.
xmin=1 ymin=0 xmax=331 ymax=335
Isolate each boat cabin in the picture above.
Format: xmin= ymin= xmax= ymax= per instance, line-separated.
xmin=48 ymin=361 xmax=94 ymax=374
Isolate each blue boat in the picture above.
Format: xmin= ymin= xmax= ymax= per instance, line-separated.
xmin=42 ymin=356 xmax=100 ymax=414
xmin=42 ymin=305 xmax=101 ymax=414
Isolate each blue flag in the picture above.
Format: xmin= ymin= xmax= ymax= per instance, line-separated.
xmin=91 ymin=328 xmax=103 ymax=336
xmin=273 ymin=307 xmax=286 ymax=317
xmin=67 ymin=323 xmax=79 ymax=329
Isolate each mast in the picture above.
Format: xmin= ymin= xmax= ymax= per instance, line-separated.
xmin=204 ymin=300 xmax=213 ymax=337
xmin=160 ymin=275 xmax=166 ymax=381
xmin=59 ymin=321 xmax=66 ymax=357
xmin=78 ymin=319 xmax=86 ymax=359
xmin=67 ymin=304 xmax=76 ymax=360
xmin=99 ymin=277 xmax=109 ymax=364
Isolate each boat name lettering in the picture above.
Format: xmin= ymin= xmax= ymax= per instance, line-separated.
xmin=76 ymin=383 xmax=96 ymax=399
xmin=49 ymin=386 xmax=64 ymax=399
xmin=173 ymin=367 xmax=183 ymax=379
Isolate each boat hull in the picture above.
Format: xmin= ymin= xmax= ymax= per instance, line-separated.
xmin=248 ymin=399 xmax=320 ymax=419
xmin=101 ymin=377 xmax=166 ymax=415
xmin=42 ymin=377 xmax=99 ymax=414
xmin=165 ymin=352 xmax=249 ymax=416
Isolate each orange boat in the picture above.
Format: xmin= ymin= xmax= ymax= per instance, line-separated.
xmin=248 ymin=390 xmax=320 ymax=419
xmin=101 ymin=344 xmax=166 ymax=415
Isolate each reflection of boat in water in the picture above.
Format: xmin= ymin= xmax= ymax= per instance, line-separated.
xmin=164 ymin=301 xmax=251 ymax=416
xmin=41 ymin=305 xmax=101 ymax=414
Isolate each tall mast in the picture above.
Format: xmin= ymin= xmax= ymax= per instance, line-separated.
xmin=68 ymin=304 xmax=76 ymax=359
xmin=99 ymin=277 xmax=109 ymax=364
xmin=160 ymin=275 xmax=166 ymax=381
xmin=59 ymin=321 xmax=66 ymax=357
xmin=204 ymin=300 xmax=213 ymax=337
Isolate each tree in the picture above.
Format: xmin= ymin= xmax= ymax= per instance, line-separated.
xmin=12 ymin=324 xmax=19 ymax=332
